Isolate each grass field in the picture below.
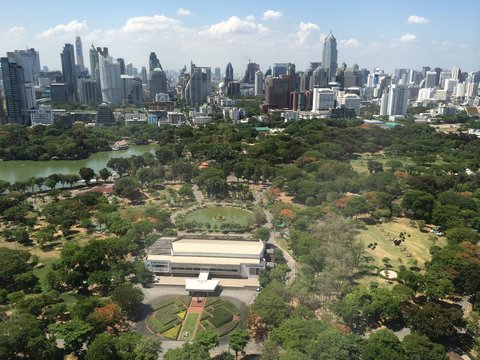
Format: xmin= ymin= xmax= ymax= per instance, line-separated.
xmin=359 ymin=217 xmax=447 ymax=269
xmin=179 ymin=313 xmax=199 ymax=341
xmin=350 ymin=155 xmax=414 ymax=174
xmin=183 ymin=206 xmax=253 ymax=228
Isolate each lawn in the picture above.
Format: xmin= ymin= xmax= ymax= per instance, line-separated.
xmin=179 ymin=312 xmax=199 ymax=341
xmin=208 ymin=306 xmax=233 ymax=328
xmin=146 ymin=296 xmax=190 ymax=336
xmin=358 ymin=217 xmax=448 ymax=269
xmin=350 ymin=155 xmax=414 ymax=174
xmin=183 ymin=206 xmax=253 ymax=228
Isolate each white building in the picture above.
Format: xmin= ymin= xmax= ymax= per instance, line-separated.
xmin=281 ymin=110 xmax=300 ymax=121
xmin=435 ymin=89 xmax=449 ymax=101
xmin=254 ymin=70 xmax=264 ymax=96
xmin=387 ymin=84 xmax=408 ymax=116
xmin=341 ymin=93 xmax=361 ymax=116
xmin=98 ymin=55 xmax=121 ymax=105
xmin=466 ymin=82 xmax=479 ymax=98
xmin=444 ymin=78 xmax=458 ymax=93
xmin=312 ymin=88 xmax=336 ymax=113
xmin=30 ymin=106 xmax=54 ymax=126
xmin=418 ymin=88 xmax=434 ymax=101
xmin=145 ymin=235 xmax=265 ymax=279
xmin=166 ymin=111 xmax=186 ymax=126
xmin=424 ymin=71 xmax=437 ymax=88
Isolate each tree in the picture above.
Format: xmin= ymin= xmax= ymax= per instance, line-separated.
xmin=402 ymin=332 xmax=448 ymax=360
xmin=253 ymin=227 xmax=270 ymax=242
xmin=401 ymin=190 xmax=436 ymax=221
xmin=228 ymin=329 xmax=250 ymax=359
xmin=407 ymin=302 xmax=465 ymax=341
xmin=195 ymin=328 xmax=219 ymax=351
xmin=99 ymin=168 xmax=111 ymax=182
xmin=85 ymin=333 xmax=117 ymax=360
xmin=48 ymin=319 xmax=94 ymax=355
xmin=385 ymin=160 xmax=403 ymax=171
xmin=132 ymin=337 xmax=162 ymax=360
xmin=108 ymin=157 xmax=131 ymax=177
xmin=79 ymin=167 xmax=95 ymax=185
xmin=367 ymin=160 xmax=383 ymax=174
xmin=361 ymin=329 xmax=407 ymax=360
xmin=164 ymin=342 xmax=210 ymax=360
xmin=0 ymin=247 xmax=35 ymax=291
xmin=111 ymin=282 xmax=144 ymax=319
xmin=445 ymin=226 xmax=480 ymax=244
xmin=252 ymin=283 xmax=292 ymax=327
xmin=113 ymin=176 xmax=142 ymax=199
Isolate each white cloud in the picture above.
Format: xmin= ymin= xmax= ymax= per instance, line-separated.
xmin=297 ymin=22 xmax=319 ymax=44
xmin=121 ymin=15 xmax=181 ymax=32
xmin=407 ymin=15 xmax=430 ymax=24
xmin=177 ymin=8 xmax=193 ymax=16
xmin=246 ymin=15 xmax=255 ymax=22
xmin=3 ymin=26 xmax=26 ymax=38
xmin=37 ymin=20 xmax=87 ymax=38
xmin=262 ymin=10 xmax=283 ymax=20
xmin=399 ymin=33 xmax=416 ymax=42
xmin=200 ymin=16 xmax=268 ymax=37
xmin=339 ymin=38 xmax=362 ymax=48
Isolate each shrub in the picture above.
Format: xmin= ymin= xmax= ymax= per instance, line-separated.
xmin=217 ymin=320 xmax=239 ymax=336
xmin=209 ymin=307 xmax=234 ymax=328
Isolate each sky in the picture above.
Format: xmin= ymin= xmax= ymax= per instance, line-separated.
xmin=0 ymin=0 xmax=479 ymax=75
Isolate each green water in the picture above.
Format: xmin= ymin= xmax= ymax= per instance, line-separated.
xmin=0 ymin=144 xmax=159 ymax=183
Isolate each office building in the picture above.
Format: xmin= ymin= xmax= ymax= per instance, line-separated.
xmin=444 ymin=78 xmax=458 ymax=93
xmin=117 ymin=58 xmax=126 ymax=75
xmin=1 ymin=55 xmax=34 ymax=125
xmin=75 ymin=36 xmax=85 ymax=70
xmin=225 ymin=62 xmax=234 ymax=84
xmin=341 ymin=94 xmax=361 ymax=116
xmin=149 ymin=52 xmax=161 ymax=73
xmin=322 ymin=32 xmax=338 ymax=83
xmin=0 ymin=90 xmax=5 ymax=124
xmin=50 ymin=83 xmax=69 ymax=104
xmin=184 ymin=63 xmax=211 ymax=107
xmin=255 ymin=70 xmax=264 ymax=96
xmin=120 ymin=75 xmax=143 ymax=107
xmin=60 ymin=44 xmax=78 ymax=103
xmin=272 ymin=63 xmax=288 ymax=77
xmin=466 ymin=82 xmax=479 ymax=98
xmin=98 ymin=55 xmax=121 ymax=105
xmin=264 ymin=77 xmax=289 ymax=110
xmin=241 ymin=62 xmax=259 ymax=84
xmin=150 ymin=68 xmax=168 ymax=100
xmin=424 ymin=71 xmax=437 ymax=88
xmin=30 ymin=106 xmax=54 ymax=126
xmin=78 ymin=78 xmax=98 ymax=105
xmin=140 ymin=67 xmax=148 ymax=84
xmin=10 ymin=49 xmax=41 ymax=84
xmin=312 ymin=88 xmax=336 ymax=113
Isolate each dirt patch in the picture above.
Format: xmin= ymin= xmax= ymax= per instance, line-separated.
xmin=277 ymin=191 xmax=294 ymax=204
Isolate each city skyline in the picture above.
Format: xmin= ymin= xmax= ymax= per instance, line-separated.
xmin=0 ymin=0 xmax=479 ymax=74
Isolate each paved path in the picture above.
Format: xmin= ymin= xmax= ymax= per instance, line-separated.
xmin=264 ymin=208 xmax=297 ymax=284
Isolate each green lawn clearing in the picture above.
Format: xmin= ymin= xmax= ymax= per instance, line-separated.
xmin=179 ymin=312 xmax=199 ymax=341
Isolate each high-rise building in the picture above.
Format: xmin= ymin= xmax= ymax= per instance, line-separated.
xmin=424 ymin=71 xmax=437 ymax=88
xmin=225 ymin=62 xmax=234 ymax=84
xmin=78 ymin=77 xmax=98 ymax=105
xmin=322 ymin=32 xmax=338 ymax=83
xmin=312 ymin=88 xmax=336 ymax=113
xmin=75 ymin=36 xmax=85 ymax=69
xmin=89 ymin=44 xmax=99 ymax=81
xmin=466 ymin=82 xmax=479 ymax=97
xmin=150 ymin=68 xmax=168 ymax=100
xmin=149 ymin=52 xmax=161 ymax=73
xmin=60 ymin=43 xmax=78 ymax=102
xmin=10 ymin=49 xmax=41 ymax=84
xmin=117 ymin=58 xmax=126 ymax=75
xmin=184 ymin=63 xmax=211 ymax=107
xmin=140 ymin=67 xmax=148 ymax=85
xmin=272 ymin=63 xmax=288 ymax=77
xmin=0 ymin=90 xmax=6 ymax=124
xmin=98 ymin=55 xmax=121 ymax=105
xmin=241 ymin=62 xmax=259 ymax=84
xmin=255 ymin=70 xmax=264 ymax=96
xmin=452 ymin=65 xmax=461 ymax=81
xmin=264 ymin=77 xmax=289 ymax=110
xmin=1 ymin=55 xmax=35 ymax=125
xmin=214 ymin=67 xmax=221 ymax=81
xmin=50 ymin=83 xmax=69 ymax=104
xmin=386 ymin=84 xmax=408 ymax=116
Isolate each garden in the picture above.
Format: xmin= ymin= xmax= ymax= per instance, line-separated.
xmin=146 ymin=296 xmax=241 ymax=341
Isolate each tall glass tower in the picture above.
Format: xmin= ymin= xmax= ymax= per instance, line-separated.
xmin=321 ymin=32 xmax=338 ymax=83
xmin=75 ymin=35 xmax=84 ymax=69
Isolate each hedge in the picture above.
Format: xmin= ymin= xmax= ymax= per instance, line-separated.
xmin=217 ymin=320 xmax=239 ymax=337
xmin=208 ymin=307 xmax=233 ymax=328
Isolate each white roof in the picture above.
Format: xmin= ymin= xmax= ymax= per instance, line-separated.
xmin=198 ymin=272 xmax=209 ymax=281
xmin=185 ymin=278 xmax=219 ymax=291
xmin=147 ymin=254 xmax=260 ymax=266
xmin=172 ymin=239 xmax=264 ymax=258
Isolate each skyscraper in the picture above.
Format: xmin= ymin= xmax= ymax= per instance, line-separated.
xmin=255 ymin=70 xmax=264 ymax=96
xmin=60 ymin=43 xmax=78 ymax=102
xmin=214 ymin=67 xmax=221 ymax=81
xmin=98 ymin=55 xmax=121 ymax=105
xmin=241 ymin=62 xmax=259 ymax=84
xmin=424 ymin=71 xmax=437 ymax=88
xmin=140 ymin=67 xmax=148 ymax=85
xmin=11 ymin=49 xmax=41 ymax=85
xmin=149 ymin=52 xmax=161 ymax=73
xmin=150 ymin=68 xmax=168 ymax=100
xmin=184 ymin=63 xmax=211 ymax=107
xmin=117 ymin=58 xmax=126 ymax=75
xmin=0 ymin=90 xmax=6 ymax=124
xmin=225 ymin=62 xmax=234 ymax=83
xmin=386 ymin=84 xmax=408 ymax=116
xmin=75 ymin=36 xmax=85 ymax=69
xmin=321 ymin=32 xmax=338 ymax=83
xmin=1 ymin=55 xmax=34 ymax=125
